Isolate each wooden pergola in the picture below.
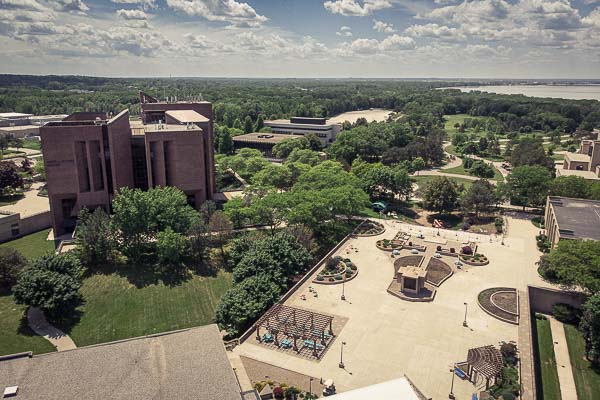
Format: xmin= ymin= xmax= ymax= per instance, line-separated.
xmin=253 ymin=304 xmax=335 ymax=358
xmin=465 ymin=345 xmax=504 ymax=389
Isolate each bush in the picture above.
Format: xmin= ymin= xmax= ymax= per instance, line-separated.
xmin=316 ymin=275 xmax=324 ymax=281
xmin=552 ymin=303 xmax=582 ymax=325
xmin=334 ymin=274 xmax=343 ymax=281
xmin=462 ymin=222 xmax=471 ymax=231
xmin=461 ymin=246 xmax=473 ymax=255
xmin=0 ymin=247 xmax=27 ymax=289
xmin=156 ymin=228 xmax=188 ymax=268
xmin=326 ymin=257 xmax=340 ymax=270
xmin=273 ymin=386 xmax=284 ymax=399
xmin=284 ymin=387 xmax=301 ymax=397
xmin=436 ymin=245 xmax=442 ymax=251
xmin=350 ymin=265 xmax=357 ymax=271
xmin=345 ymin=270 xmax=353 ymax=278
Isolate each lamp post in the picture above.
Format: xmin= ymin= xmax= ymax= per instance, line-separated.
xmin=341 ymin=274 xmax=346 ymax=301
xmin=463 ymin=302 xmax=468 ymax=327
xmin=339 ymin=341 xmax=347 ymax=369
xmin=309 ymin=377 xmax=313 ymax=399
xmin=449 ymin=363 xmax=456 ymax=399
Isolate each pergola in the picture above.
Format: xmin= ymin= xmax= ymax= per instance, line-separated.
xmin=465 ymin=345 xmax=504 ymax=389
xmin=253 ymin=304 xmax=335 ymax=358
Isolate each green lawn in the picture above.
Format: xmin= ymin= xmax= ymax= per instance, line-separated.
xmin=564 ymin=324 xmax=600 ymax=400
xmin=443 ymin=163 xmax=504 ymax=181
xmin=0 ymin=229 xmax=54 ymax=260
xmin=412 ymin=175 xmax=474 ymax=190
xmin=0 ymin=295 xmax=56 ymax=356
xmin=535 ymin=317 xmax=562 ymax=400
xmin=21 ymin=138 xmax=42 ymax=151
xmin=55 ymin=268 xmax=233 ymax=347
xmin=443 ymin=114 xmax=492 ymax=138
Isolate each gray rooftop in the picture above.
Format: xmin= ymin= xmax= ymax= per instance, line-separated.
xmin=0 ymin=324 xmax=241 ymax=400
xmin=549 ymin=196 xmax=600 ymax=241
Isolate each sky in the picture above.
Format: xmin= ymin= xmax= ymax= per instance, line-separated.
xmin=0 ymin=0 xmax=600 ymax=78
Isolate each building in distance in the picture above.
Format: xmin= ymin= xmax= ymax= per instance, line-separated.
xmin=558 ymin=129 xmax=600 ymax=180
xmin=264 ymin=117 xmax=341 ymax=146
xmin=544 ymin=196 xmax=600 ymax=248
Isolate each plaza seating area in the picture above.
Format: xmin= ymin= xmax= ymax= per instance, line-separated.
xmin=252 ymin=304 xmax=337 ymax=360
xmin=477 ymin=287 xmax=519 ymax=324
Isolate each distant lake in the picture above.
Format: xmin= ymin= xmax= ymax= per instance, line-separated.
xmin=444 ymin=85 xmax=600 ymax=101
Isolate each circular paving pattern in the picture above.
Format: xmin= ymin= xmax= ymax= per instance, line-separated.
xmin=477 ymin=287 xmax=519 ymax=324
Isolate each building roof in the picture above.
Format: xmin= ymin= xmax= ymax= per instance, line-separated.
xmin=232 ymin=132 xmax=303 ymax=144
xmin=555 ymin=168 xmax=600 ymax=180
xmin=565 ymin=152 xmax=591 ymax=163
xmin=165 ymin=110 xmax=209 ymax=123
xmin=0 ymin=113 xmax=33 ymax=119
xmin=548 ymin=196 xmax=600 ymax=241
xmin=399 ymin=265 xmax=426 ymax=279
xmin=325 ymin=377 xmax=424 ymax=400
xmin=0 ymin=324 xmax=241 ymax=400
xmin=265 ymin=119 xmax=340 ymax=128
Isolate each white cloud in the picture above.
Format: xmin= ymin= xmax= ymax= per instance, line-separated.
xmin=51 ymin=0 xmax=89 ymax=13
xmin=372 ymin=19 xmax=395 ymax=33
xmin=343 ymin=33 xmax=415 ymax=55
xmin=117 ymin=8 xmax=147 ymax=20
xmin=405 ymin=23 xmax=462 ymax=40
xmin=323 ymin=0 xmax=392 ymax=17
xmin=582 ymin=8 xmax=600 ymax=28
xmin=336 ymin=25 xmax=353 ymax=36
xmin=111 ymin=0 xmax=156 ymax=6
xmin=166 ymin=0 xmax=268 ymax=27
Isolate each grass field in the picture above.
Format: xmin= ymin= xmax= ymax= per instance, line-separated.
xmin=0 ymin=229 xmax=54 ymax=259
xmin=55 ymin=268 xmax=233 ymax=347
xmin=412 ymin=175 xmax=475 ymax=190
xmin=442 ymin=163 xmax=504 ymax=181
xmin=535 ymin=317 xmax=562 ymax=400
xmin=443 ymin=114 xmax=492 ymax=138
xmin=0 ymin=294 xmax=56 ymax=356
xmin=564 ymin=324 xmax=600 ymax=400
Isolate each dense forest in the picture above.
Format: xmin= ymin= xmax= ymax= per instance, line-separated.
xmin=1 ymin=75 xmax=599 ymax=135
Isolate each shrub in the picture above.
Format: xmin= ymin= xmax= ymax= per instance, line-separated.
xmin=350 ymin=265 xmax=357 ymax=271
xmin=284 ymin=386 xmax=300 ymax=397
xmin=345 ymin=270 xmax=353 ymax=278
xmin=273 ymin=386 xmax=284 ymax=399
xmin=334 ymin=274 xmax=343 ymax=281
xmin=461 ymin=246 xmax=473 ymax=255
xmin=462 ymin=222 xmax=471 ymax=231
xmin=316 ymin=275 xmax=324 ymax=281
xmin=552 ymin=303 xmax=582 ymax=325
xmin=436 ymin=245 xmax=442 ymax=251
xmin=326 ymin=257 xmax=340 ymax=270
xmin=0 ymin=247 xmax=27 ymax=289
xmin=328 ymin=277 xmax=334 ymax=282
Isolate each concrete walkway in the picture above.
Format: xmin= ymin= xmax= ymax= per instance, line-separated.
xmin=227 ymin=352 xmax=254 ymax=392
xmin=549 ymin=316 xmax=578 ymax=400
xmin=0 ymin=182 xmax=50 ymax=216
xmin=27 ymin=307 xmax=77 ymax=351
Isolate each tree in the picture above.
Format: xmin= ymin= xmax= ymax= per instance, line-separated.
xmin=188 ymin=220 xmax=210 ymax=263
xmin=538 ymin=240 xmax=600 ymax=294
xmin=286 ymin=148 xmax=321 ymax=166
xmin=250 ymin=192 xmax=290 ymax=231
xmin=111 ymin=187 xmax=200 ymax=260
xmin=549 ymin=176 xmax=590 ymax=199
xmin=0 ymin=247 xmax=27 ymax=289
xmin=218 ymin=128 xmax=234 ymax=155
xmin=510 ymin=137 xmax=554 ymax=172
xmin=243 ymin=115 xmax=254 ymax=134
xmin=215 ymin=274 xmax=281 ymax=336
xmin=0 ymin=161 xmax=24 ymax=194
xmin=272 ymin=137 xmax=309 ymax=159
xmin=461 ymin=179 xmax=497 ymax=217
xmin=422 ymin=177 xmax=460 ymax=214
xmin=580 ymin=293 xmax=600 ymax=365
xmin=156 ymin=228 xmax=188 ymax=268
xmin=391 ymin=166 xmax=413 ymax=201
xmin=252 ymin=164 xmax=292 ymax=191
xmin=209 ymin=211 xmax=233 ymax=258
xmin=33 ymin=160 xmax=45 ymax=180
xmin=505 ymin=166 xmax=551 ymax=209
xmin=304 ymin=133 xmax=323 ymax=151
xmin=411 ymin=157 xmax=425 ymax=175
xmin=470 ymin=160 xmax=495 ymax=179
xmin=13 ymin=253 xmax=84 ymax=318
xmin=255 ymin=114 xmax=265 ymax=131
xmin=75 ymin=208 xmax=115 ymax=266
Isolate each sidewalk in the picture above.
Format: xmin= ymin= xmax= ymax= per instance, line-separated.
xmin=549 ymin=316 xmax=578 ymax=400
xmin=27 ymin=307 xmax=77 ymax=352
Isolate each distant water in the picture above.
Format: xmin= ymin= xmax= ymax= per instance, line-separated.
xmin=445 ymin=85 xmax=600 ymax=101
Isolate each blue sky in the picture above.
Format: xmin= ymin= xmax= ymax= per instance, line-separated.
xmin=0 ymin=0 xmax=599 ymax=78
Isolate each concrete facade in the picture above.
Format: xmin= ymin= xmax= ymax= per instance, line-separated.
xmin=264 ymin=117 xmax=341 ymax=146
xmin=560 ymin=129 xmax=600 ymax=179
xmin=41 ymin=93 xmax=216 ymax=236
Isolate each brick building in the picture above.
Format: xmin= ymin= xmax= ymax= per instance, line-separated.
xmin=41 ymin=93 xmax=216 ymax=236
xmin=558 ymin=129 xmax=600 ymax=180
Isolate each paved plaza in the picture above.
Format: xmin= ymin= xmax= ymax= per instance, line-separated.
xmin=235 ymin=216 xmax=556 ymax=399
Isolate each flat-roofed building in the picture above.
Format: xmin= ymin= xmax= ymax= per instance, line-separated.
xmin=559 ymin=129 xmax=600 ymax=180
xmin=0 ymin=324 xmax=243 ymax=400
xmin=232 ymin=132 xmax=305 ymax=158
xmin=264 ymin=117 xmax=341 ymax=146
xmin=0 ymin=124 xmax=40 ymax=138
xmin=41 ymin=92 xmax=216 ymax=236
xmin=544 ymin=196 xmax=600 ymax=248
